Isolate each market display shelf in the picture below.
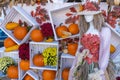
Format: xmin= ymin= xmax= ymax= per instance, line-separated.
xmin=0 ymin=2 xmax=120 ymax=80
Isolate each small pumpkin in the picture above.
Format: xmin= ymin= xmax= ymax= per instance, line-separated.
xmin=56 ymin=25 xmax=69 ymax=38
xmin=4 ymin=37 xmax=17 ymax=48
xmin=30 ymin=29 xmax=44 ymax=42
xmin=19 ymin=60 xmax=30 ymax=71
xmin=42 ymin=70 xmax=56 ymax=80
xmin=68 ymin=23 xmax=79 ymax=35
xmin=24 ymin=74 xmax=34 ymax=80
xmin=13 ymin=26 xmax=28 ymax=40
xmin=110 ymin=44 xmax=116 ymax=54
xmin=7 ymin=65 xmax=18 ymax=79
xmin=67 ymin=43 xmax=78 ymax=56
xmin=33 ymin=54 xmax=44 ymax=67
xmin=62 ymin=68 xmax=70 ymax=80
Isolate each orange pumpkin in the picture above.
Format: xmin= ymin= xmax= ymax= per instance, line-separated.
xmin=67 ymin=43 xmax=78 ymax=56
xmin=4 ymin=37 xmax=17 ymax=48
xmin=19 ymin=60 xmax=30 ymax=71
xmin=33 ymin=54 xmax=44 ymax=67
xmin=62 ymin=68 xmax=70 ymax=80
xmin=7 ymin=65 xmax=18 ymax=79
xmin=30 ymin=29 xmax=44 ymax=42
xmin=24 ymin=74 xmax=34 ymax=80
xmin=42 ymin=70 xmax=56 ymax=80
xmin=56 ymin=25 xmax=68 ymax=38
xmin=13 ymin=26 xmax=28 ymax=40
xmin=68 ymin=23 xmax=79 ymax=35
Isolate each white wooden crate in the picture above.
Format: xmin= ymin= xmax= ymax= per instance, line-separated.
xmin=105 ymin=22 xmax=120 ymax=77
xmin=106 ymin=23 xmax=120 ymax=39
xmin=0 ymin=47 xmax=19 ymax=63
xmin=22 ymin=70 xmax=39 ymax=80
xmin=0 ymin=47 xmax=19 ymax=79
xmin=0 ymin=6 xmax=39 ymax=45
xmin=48 ymin=3 xmax=80 ymax=40
xmin=60 ymin=53 xmax=75 ymax=80
xmin=30 ymin=42 xmax=59 ymax=71
xmin=105 ymin=23 xmax=120 ymax=59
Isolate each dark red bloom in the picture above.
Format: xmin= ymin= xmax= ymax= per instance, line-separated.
xmin=19 ymin=43 xmax=29 ymax=60
xmin=40 ymin=23 xmax=54 ymax=38
xmin=116 ymin=77 xmax=120 ymax=80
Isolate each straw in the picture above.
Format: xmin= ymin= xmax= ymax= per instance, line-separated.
xmin=106 ymin=59 xmax=116 ymax=80
xmin=74 ymin=61 xmax=89 ymax=80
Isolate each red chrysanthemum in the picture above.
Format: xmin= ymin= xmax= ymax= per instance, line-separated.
xmin=40 ymin=23 xmax=54 ymax=38
xmin=19 ymin=43 xmax=29 ymax=60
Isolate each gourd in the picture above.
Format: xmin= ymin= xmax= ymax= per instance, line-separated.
xmin=6 ymin=22 xmax=19 ymax=30
xmin=5 ymin=45 xmax=19 ymax=52
xmin=56 ymin=25 xmax=71 ymax=38
xmin=45 ymin=37 xmax=54 ymax=42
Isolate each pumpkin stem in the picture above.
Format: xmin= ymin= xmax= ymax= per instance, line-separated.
xmin=59 ymin=23 xmax=63 ymax=26
xmin=72 ymin=21 xmax=75 ymax=24
xmin=23 ymin=21 xmax=28 ymax=27
xmin=27 ymin=26 xmax=32 ymax=32
xmin=38 ymin=51 xmax=41 ymax=54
